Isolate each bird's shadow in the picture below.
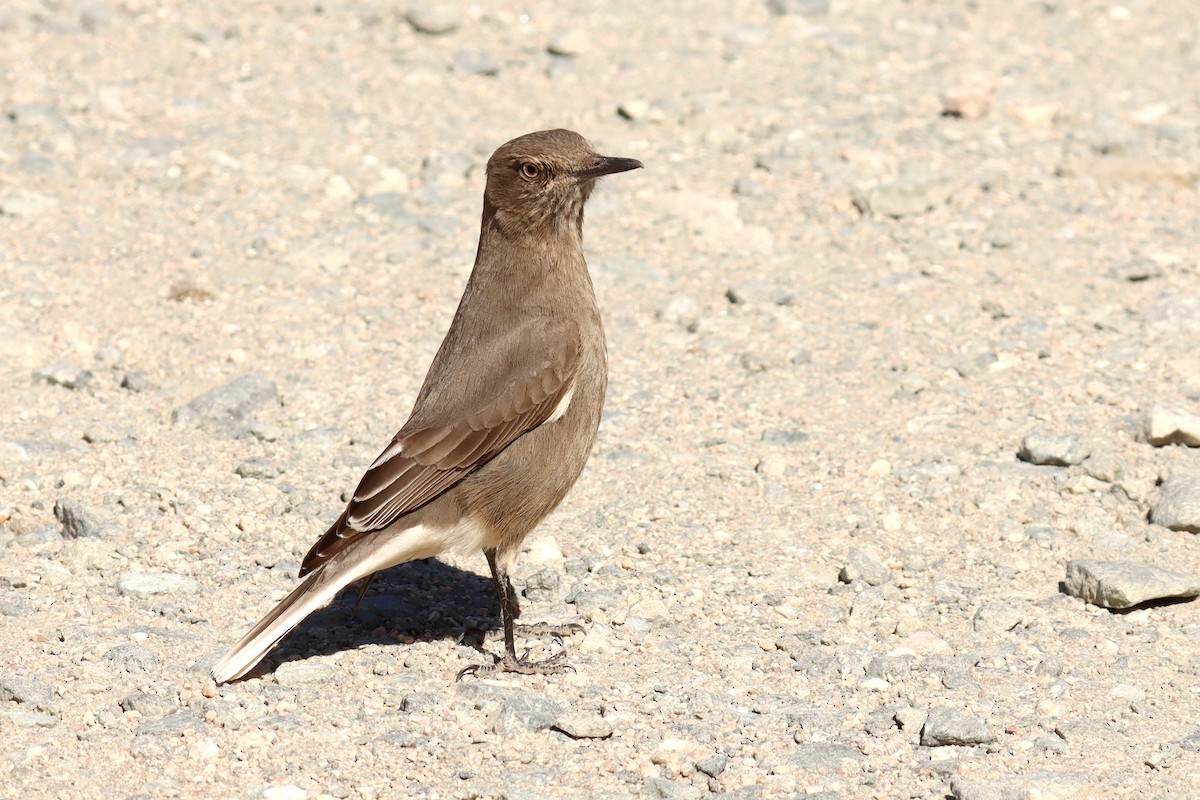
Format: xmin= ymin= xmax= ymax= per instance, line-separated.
xmin=248 ymin=558 xmax=499 ymax=679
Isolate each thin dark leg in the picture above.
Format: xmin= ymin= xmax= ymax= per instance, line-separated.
xmin=492 ymin=551 xmax=519 ymax=661
xmin=349 ymin=572 xmax=377 ymax=618
xmin=457 ymin=550 xmax=577 ymax=680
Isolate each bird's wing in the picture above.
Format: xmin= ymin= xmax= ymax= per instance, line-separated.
xmin=298 ymin=326 xmax=581 ymax=576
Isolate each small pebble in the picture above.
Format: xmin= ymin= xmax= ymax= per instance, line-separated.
xmin=274 ymin=661 xmax=336 ymax=686
xmin=920 ymin=707 xmax=996 ymax=746
xmin=941 ymin=72 xmax=998 ymax=119
xmin=405 ymin=6 xmax=461 ymax=35
xmin=1146 ymin=406 xmax=1200 ymax=447
xmin=552 ymin=714 xmax=613 ymax=739
xmin=1017 ymin=432 xmax=1092 ymax=466
xmin=32 ymin=365 xmax=93 ymax=391
xmin=117 ymin=572 xmax=200 ymax=597
xmin=1150 ymin=474 xmax=1200 ymax=532
xmin=547 ymin=29 xmax=589 ymax=56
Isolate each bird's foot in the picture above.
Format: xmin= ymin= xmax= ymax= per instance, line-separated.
xmin=456 ymin=650 xmax=575 ymax=681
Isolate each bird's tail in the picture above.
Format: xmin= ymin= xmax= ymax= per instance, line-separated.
xmin=210 ymin=518 xmax=458 ymax=683
xmin=210 ymin=556 xmax=363 ymax=683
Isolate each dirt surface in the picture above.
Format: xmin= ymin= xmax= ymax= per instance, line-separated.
xmin=3 ymin=0 xmax=1200 ymax=798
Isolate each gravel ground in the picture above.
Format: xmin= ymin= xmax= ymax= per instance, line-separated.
xmin=3 ymin=1 xmax=1200 ymax=798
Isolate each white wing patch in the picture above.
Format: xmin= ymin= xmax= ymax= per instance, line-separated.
xmin=368 ymin=439 xmax=405 ymax=470
xmin=547 ymin=384 xmax=575 ymax=423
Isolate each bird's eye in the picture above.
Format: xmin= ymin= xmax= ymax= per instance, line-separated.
xmin=520 ymin=162 xmax=541 ymax=179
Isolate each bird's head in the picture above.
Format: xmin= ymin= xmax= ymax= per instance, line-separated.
xmin=483 ymin=129 xmax=642 ymax=235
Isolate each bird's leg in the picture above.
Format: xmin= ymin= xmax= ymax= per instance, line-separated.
xmin=349 ymin=572 xmax=378 ymax=618
xmin=457 ymin=550 xmax=577 ymax=680
xmin=500 ymin=575 xmax=581 ymax=641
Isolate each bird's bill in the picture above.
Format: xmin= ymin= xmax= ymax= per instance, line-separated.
xmin=575 ymin=156 xmax=644 ymax=181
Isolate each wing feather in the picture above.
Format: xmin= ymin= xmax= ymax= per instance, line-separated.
xmin=298 ymin=330 xmax=581 ymax=576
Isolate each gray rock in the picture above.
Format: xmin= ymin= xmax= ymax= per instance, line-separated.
xmin=32 ymin=365 xmax=93 ymax=391
xmin=405 ymin=6 xmax=460 ymax=35
xmin=948 ymin=351 xmax=998 ymax=378
xmin=452 ymin=48 xmax=499 ymax=76
xmin=838 ymin=547 xmax=889 ymax=586
xmin=571 ymin=588 xmax=622 ymax=618
xmin=1 ymin=678 xmax=55 ymax=713
xmin=766 ymin=0 xmax=830 ymax=16
xmin=1054 ymin=718 xmax=1113 ymax=742
xmin=1151 ymin=474 xmax=1200 ymax=532
xmin=1146 ymin=407 xmax=1200 ymax=447
xmin=118 ymin=572 xmax=199 ymax=597
xmin=1034 ymin=656 xmax=1064 ymax=677
xmin=784 ymin=705 xmax=844 ymax=733
xmin=488 ymin=690 xmax=563 ymax=734
xmin=105 ymin=644 xmax=160 ymax=674
xmin=726 ymin=280 xmax=793 ymax=306
xmin=1017 ymin=433 xmax=1092 ymax=466
xmin=121 ymin=371 xmax=151 ymax=392
xmin=972 ymin=603 xmax=1024 ymax=634
xmin=1034 ymin=734 xmax=1068 ymax=754
xmin=521 ymin=567 xmax=560 ymax=603
xmin=83 ymin=422 xmax=136 ymax=444
xmin=790 ymin=742 xmax=861 ymax=769
xmin=400 ymin=692 xmax=445 ymax=712
xmin=274 ymin=661 xmax=335 ymax=686
xmin=5 ymin=708 xmax=60 ymax=728
xmin=1064 ymin=560 xmax=1200 ymax=609
xmin=54 ymin=499 xmax=116 ymax=539
xmin=866 ymin=654 xmax=915 ymax=681
xmin=171 ymin=372 xmax=279 ymax=437
xmin=760 ymin=428 xmax=810 ymax=445
xmin=695 ymin=754 xmax=728 ymax=777
xmin=121 ymin=692 xmax=179 ymax=720
xmin=136 ymin=711 xmax=204 ymax=737
xmin=920 ymin=707 xmax=996 ymax=746
xmin=733 ymin=174 xmax=767 ymax=197
xmin=643 ymin=778 xmax=702 ymax=800
xmin=950 ymin=772 xmax=1096 ymax=800
xmin=552 ymin=714 xmax=613 ymax=739
xmin=0 ymin=597 xmax=34 ymax=617
xmin=15 ymin=524 xmax=59 ymax=552
xmin=1108 ymin=255 xmax=1163 ymax=282
xmin=235 ymin=458 xmax=282 ymax=479
xmin=854 ymin=172 xmax=958 ymax=217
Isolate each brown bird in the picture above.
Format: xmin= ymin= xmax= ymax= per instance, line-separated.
xmin=211 ymin=129 xmax=642 ymax=683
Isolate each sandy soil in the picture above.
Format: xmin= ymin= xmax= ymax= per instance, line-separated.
xmin=3 ymin=0 xmax=1200 ymax=798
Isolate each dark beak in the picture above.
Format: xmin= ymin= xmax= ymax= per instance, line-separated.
xmin=575 ymin=155 xmax=644 ymax=181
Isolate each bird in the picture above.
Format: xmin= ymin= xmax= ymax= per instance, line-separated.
xmin=210 ymin=129 xmax=642 ymax=683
